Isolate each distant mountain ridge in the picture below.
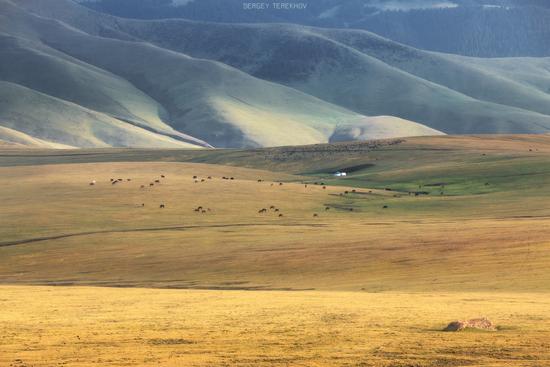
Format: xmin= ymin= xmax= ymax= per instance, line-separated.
xmin=1 ymin=0 xmax=550 ymax=149
xmin=1 ymin=0 xmax=444 ymax=148
xmin=79 ymin=0 xmax=550 ymax=58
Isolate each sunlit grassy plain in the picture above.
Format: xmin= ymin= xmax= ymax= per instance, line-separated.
xmin=1 ymin=135 xmax=550 ymax=366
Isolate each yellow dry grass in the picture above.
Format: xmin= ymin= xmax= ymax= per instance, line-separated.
xmin=1 ymin=137 xmax=550 ymax=366
xmin=1 ymin=161 xmax=549 ymax=291
xmin=1 ymin=286 xmax=550 ymax=367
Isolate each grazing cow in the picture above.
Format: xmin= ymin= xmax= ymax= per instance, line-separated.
xmin=344 ymin=191 xmax=349 ymax=194
xmin=259 ymin=209 xmax=267 ymax=214
xmin=325 ymin=207 xmax=330 ymax=211
xmin=141 ymin=185 xmax=145 ymax=189
xmin=208 ymin=176 xmax=212 ymax=180
xmin=118 ymin=178 xmax=123 ymax=182
xmin=313 ymin=213 xmax=318 ymax=217
xmin=278 ymin=214 xmax=284 ymax=217
xmin=230 ymin=177 xmax=235 ymax=180
xmin=141 ymin=203 xmax=145 ymax=207
xmin=155 ymin=180 xmax=160 ymax=183
xmin=274 ymin=209 xmax=280 ymax=212
xmin=258 ymin=179 xmax=263 ymax=182
xmin=110 ymin=178 xmax=114 ymax=182
xmin=160 ymin=204 xmax=165 ymax=209
xmin=352 ymin=189 xmax=356 ymax=193
xmin=270 ymin=206 xmax=276 ymax=209
xmin=193 ymin=176 xmax=198 ymax=179
xmin=349 ymin=208 xmax=354 ymax=212
xmin=198 ymin=206 xmax=203 ymax=210
xmin=161 ymin=175 xmax=165 ymax=178
xmin=89 ymin=180 xmax=96 ymax=186
xmin=323 ymin=186 xmax=326 ymax=189
xmin=127 ymin=179 xmax=131 ymax=182
xmin=271 ymin=183 xmax=274 ymax=186
xmin=201 ymin=179 xmax=205 ymax=182
xmin=150 ymin=183 xmax=154 ymax=187
xmin=305 ymin=184 xmax=308 ymax=188
xmin=383 ymin=205 xmax=388 ymax=209
xmin=202 ymin=210 xmax=206 ymax=213
xmin=112 ymin=181 xmax=117 ymax=185
xmin=279 ymin=183 xmax=283 ymax=186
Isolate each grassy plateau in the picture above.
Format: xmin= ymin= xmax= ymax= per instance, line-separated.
xmin=1 ymin=135 xmax=550 ymax=366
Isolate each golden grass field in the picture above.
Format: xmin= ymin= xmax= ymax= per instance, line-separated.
xmin=2 ymin=286 xmax=550 ymax=367
xmin=1 ymin=135 xmax=550 ymax=366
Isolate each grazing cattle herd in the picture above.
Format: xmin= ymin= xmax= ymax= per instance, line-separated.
xmin=86 ymin=172 xmax=448 ymax=217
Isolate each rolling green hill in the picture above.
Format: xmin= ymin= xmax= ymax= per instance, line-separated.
xmin=111 ymin=19 xmax=550 ymax=134
xmin=3 ymin=0 xmax=550 ymax=148
xmin=1 ymin=0 xmax=440 ymax=148
xmin=14 ymin=0 xmax=550 ymax=135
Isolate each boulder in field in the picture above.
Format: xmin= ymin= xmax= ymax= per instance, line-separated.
xmin=444 ymin=317 xmax=496 ymax=332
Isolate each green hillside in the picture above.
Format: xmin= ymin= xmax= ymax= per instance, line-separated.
xmin=23 ymin=0 xmax=550 ymax=134
xmin=1 ymin=0 xmax=440 ymax=148
xmin=2 ymin=0 xmax=550 ymax=148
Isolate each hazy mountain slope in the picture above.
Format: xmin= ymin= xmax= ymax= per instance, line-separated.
xmin=100 ymin=20 xmax=550 ymax=134
xmin=356 ymin=5 xmax=550 ymax=58
xmin=0 ymin=81 xmax=201 ymax=148
xmin=77 ymin=0 xmax=550 ymax=58
xmin=313 ymin=28 xmax=550 ymax=117
xmin=14 ymin=0 xmax=550 ymax=122
xmin=2 ymin=0 xmax=441 ymax=148
xmin=5 ymin=0 xmax=550 ymax=146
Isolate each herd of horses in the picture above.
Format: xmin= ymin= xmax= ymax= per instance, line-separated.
xmin=89 ymin=173 xmax=399 ymax=216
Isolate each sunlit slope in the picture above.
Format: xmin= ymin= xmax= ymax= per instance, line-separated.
xmin=0 ymin=35 xmax=210 ymax=148
xmin=0 ymin=125 xmax=74 ymax=148
xmin=0 ymin=81 xmax=203 ymax=148
xmin=329 ymin=115 xmax=443 ymax=142
xmin=1 ymin=0 xmax=439 ymax=148
xmin=74 ymin=14 xmax=550 ymax=134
